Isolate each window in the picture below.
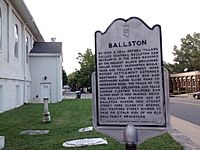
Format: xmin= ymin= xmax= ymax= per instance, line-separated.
xmin=192 ymin=79 xmax=195 ymax=87
xmin=26 ymin=37 xmax=29 ymax=63
xmin=14 ymin=24 xmax=19 ymax=57
xmin=183 ymin=80 xmax=186 ymax=87
xmin=0 ymin=7 xmax=2 ymax=51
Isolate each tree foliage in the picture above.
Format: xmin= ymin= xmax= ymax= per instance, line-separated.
xmin=77 ymin=48 xmax=95 ymax=88
xmin=67 ymin=71 xmax=80 ymax=91
xmin=62 ymin=68 xmax=68 ymax=86
xmin=166 ymin=33 xmax=200 ymax=73
xmin=68 ymin=48 xmax=95 ymax=92
xmin=163 ymin=61 xmax=176 ymax=73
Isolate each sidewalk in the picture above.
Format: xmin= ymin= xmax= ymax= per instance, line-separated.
xmin=170 ymin=116 xmax=200 ymax=150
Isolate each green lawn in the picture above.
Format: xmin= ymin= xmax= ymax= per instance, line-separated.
xmin=0 ymin=99 xmax=183 ymax=150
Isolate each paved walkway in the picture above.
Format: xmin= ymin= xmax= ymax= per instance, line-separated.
xmin=170 ymin=116 xmax=200 ymax=150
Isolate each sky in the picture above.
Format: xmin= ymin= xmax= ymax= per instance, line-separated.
xmin=24 ymin=0 xmax=200 ymax=74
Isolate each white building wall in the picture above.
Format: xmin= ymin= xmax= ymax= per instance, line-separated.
xmin=0 ymin=84 xmax=4 ymax=113
xmin=0 ymin=0 xmax=8 ymax=62
xmin=9 ymin=11 xmax=24 ymax=79
xmin=0 ymin=0 xmax=9 ymax=74
xmin=57 ymin=55 xmax=63 ymax=102
xmin=0 ymin=1 xmax=36 ymax=112
xmin=0 ymin=0 xmax=61 ymax=113
xmin=0 ymin=79 xmax=24 ymax=112
xmin=24 ymin=30 xmax=32 ymax=81
xmin=30 ymin=55 xmax=62 ymax=103
xmin=24 ymin=30 xmax=32 ymax=103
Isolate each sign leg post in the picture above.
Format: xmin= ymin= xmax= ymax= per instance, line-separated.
xmin=125 ymin=143 xmax=137 ymax=150
xmin=124 ymin=125 xmax=138 ymax=150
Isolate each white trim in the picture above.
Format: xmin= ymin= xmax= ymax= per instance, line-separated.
xmin=170 ymin=71 xmax=200 ymax=77
xmin=5 ymin=0 xmax=44 ymax=41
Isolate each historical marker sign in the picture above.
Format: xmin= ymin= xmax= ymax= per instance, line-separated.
xmin=95 ymin=17 xmax=168 ymax=129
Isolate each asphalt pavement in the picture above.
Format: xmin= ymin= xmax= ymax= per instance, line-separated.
xmin=169 ymin=95 xmax=200 ymax=149
xmin=63 ymin=92 xmax=92 ymax=99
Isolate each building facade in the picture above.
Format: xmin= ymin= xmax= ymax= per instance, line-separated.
xmin=0 ymin=0 xmax=62 ymax=113
xmin=30 ymin=42 xmax=62 ymax=103
xmin=170 ymin=71 xmax=200 ymax=93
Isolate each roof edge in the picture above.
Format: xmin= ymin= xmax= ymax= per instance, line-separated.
xmin=8 ymin=0 xmax=44 ymax=42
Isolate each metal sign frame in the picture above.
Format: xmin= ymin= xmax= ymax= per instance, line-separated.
xmin=93 ymin=17 xmax=170 ymax=143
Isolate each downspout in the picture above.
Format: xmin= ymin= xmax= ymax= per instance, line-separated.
xmin=56 ymin=55 xmax=59 ymax=102
xmin=56 ymin=55 xmax=58 ymax=102
xmin=56 ymin=54 xmax=62 ymax=102
xmin=59 ymin=55 xmax=62 ymax=101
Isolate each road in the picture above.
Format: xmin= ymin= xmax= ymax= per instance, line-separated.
xmin=170 ymin=97 xmax=200 ymax=126
xmin=63 ymin=92 xmax=92 ymax=99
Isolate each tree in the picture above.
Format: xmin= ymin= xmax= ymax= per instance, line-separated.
xmin=163 ymin=60 xmax=185 ymax=74
xmin=76 ymin=48 xmax=95 ymax=92
xmin=68 ymin=71 xmax=80 ymax=91
xmin=68 ymin=48 xmax=95 ymax=92
xmin=163 ymin=61 xmax=176 ymax=73
xmin=62 ymin=68 xmax=68 ymax=86
xmin=172 ymin=33 xmax=200 ymax=73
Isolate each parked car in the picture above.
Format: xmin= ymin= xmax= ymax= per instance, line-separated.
xmin=193 ymin=92 xmax=200 ymax=99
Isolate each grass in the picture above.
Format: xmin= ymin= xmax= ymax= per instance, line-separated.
xmin=0 ymin=99 xmax=183 ymax=150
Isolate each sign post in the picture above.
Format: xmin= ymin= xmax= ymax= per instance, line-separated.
xmin=124 ymin=125 xmax=138 ymax=150
xmin=43 ymin=98 xmax=51 ymax=123
xmin=93 ymin=17 xmax=169 ymax=145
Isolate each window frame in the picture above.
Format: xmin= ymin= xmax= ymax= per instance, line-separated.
xmin=25 ymin=36 xmax=29 ymax=63
xmin=14 ymin=24 xmax=19 ymax=58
